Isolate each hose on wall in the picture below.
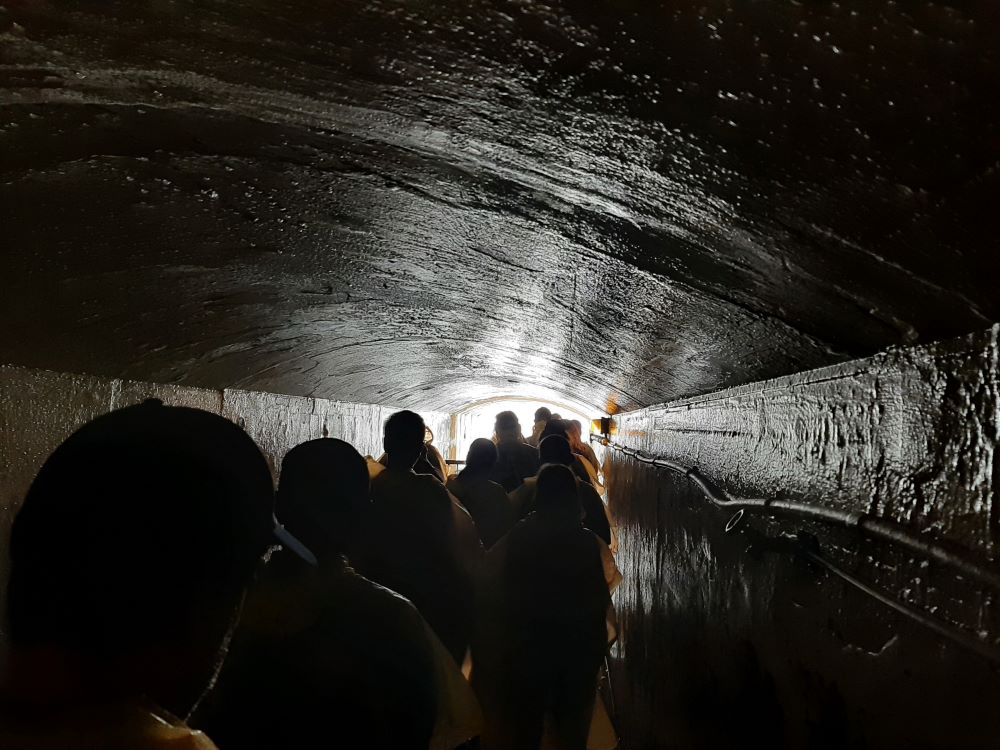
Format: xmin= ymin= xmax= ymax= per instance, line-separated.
xmin=598 ymin=437 xmax=1000 ymax=664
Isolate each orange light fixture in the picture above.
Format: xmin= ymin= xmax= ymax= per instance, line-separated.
xmin=591 ymin=417 xmax=615 ymax=440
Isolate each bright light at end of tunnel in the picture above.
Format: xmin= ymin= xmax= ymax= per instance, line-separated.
xmin=453 ymin=397 xmax=594 ymax=461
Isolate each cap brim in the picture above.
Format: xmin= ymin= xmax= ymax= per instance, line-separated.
xmin=272 ymin=521 xmax=318 ymax=567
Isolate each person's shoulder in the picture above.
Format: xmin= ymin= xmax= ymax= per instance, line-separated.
xmin=509 ymin=477 xmax=534 ymax=498
xmin=342 ymin=568 xmax=428 ymax=621
xmin=345 ymin=566 xmax=407 ymax=600
xmin=585 ymin=527 xmax=616 ymax=558
xmin=466 ymin=475 xmax=504 ymax=492
xmin=483 ymin=525 xmax=513 ymax=559
xmin=413 ymin=471 xmax=446 ymax=488
xmin=376 ymin=468 xmax=446 ymax=498
xmin=126 ymin=706 xmax=223 ymax=750
xmin=369 ymin=466 xmax=393 ymax=492
xmin=584 ymin=527 xmax=611 ymax=546
xmin=577 ymin=477 xmax=602 ymax=498
xmin=148 ymin=726 xmax=219 ymax=750
xmin=499 ymin=514 xmax=534 ymax=540
xmin=483 ymin=478 xmax=508 ymax=496
xmin=414 ymin=472 xmax=453 ymax=502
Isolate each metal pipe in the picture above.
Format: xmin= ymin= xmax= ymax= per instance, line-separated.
xmin=596 ymin=436 xmax=1000 ymax=663
xmin=798 ymin=544 xmax=1000 ymax=664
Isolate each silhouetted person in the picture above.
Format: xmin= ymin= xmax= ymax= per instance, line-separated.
xmin=197 ymin=437 xmax=480 ymax=749
xmin=539 ymin=418 xmax=568 ymax=441
xmin=510 ymin=436 xmax=612 ymax=545
xmin=488 ymin=411 xmax=540 ymax=492
xmin=356 ymin=410 xmax=482 ymax=665
xmin=424 ymin=427 xmax=450 ymax=482
xmin=474 ymin=465 xmax=620 ymax=750
xmin=447 ymin=438 xmax=516 ymax=549
xmin=567 ymin=419 xmax=599 ymax=475
xmin=539 ymin=419 xmax=596 ymax=486
xmin=526 ymin=406 xmax=552 ymax=447
xmin=0 ymin=400 xmax=293 ymax=750
xmin=378 ymin=426 xmax=447 ymax=483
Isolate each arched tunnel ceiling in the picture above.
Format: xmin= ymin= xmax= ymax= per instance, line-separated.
xmin=1 ymin=1 xmax=998 ymax=413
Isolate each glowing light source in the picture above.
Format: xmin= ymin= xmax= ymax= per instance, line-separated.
xmin=454 ymin=397 xmax=592 ymax=461
xmin=591 ymin=417 xmax=616 ymax=439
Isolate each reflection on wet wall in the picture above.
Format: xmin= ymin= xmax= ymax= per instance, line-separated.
xmin=2 ymin=1 xmax=1000 ymax=411
xmin=606 ymin=327 xmax=1000 ymax=749
xmin=0 ymin=364 xmax=453 ymax=625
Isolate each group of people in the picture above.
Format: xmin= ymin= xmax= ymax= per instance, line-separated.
xmin=0 ymin=400 xmax=620 ymax=750
xmin=455 ymin=408 xmax=614 ymax=553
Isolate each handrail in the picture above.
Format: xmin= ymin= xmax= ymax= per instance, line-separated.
xmin=798 ymin=542 xmax=1000 ymax=664
xmin=597 ymin=436 xmax=1000 ymax=663
xmin=597 ymin=438 xmax=1000 ymax=590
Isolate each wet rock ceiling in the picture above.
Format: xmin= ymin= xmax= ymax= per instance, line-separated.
xmin=2 ymin=0 xmax=998 ymax=412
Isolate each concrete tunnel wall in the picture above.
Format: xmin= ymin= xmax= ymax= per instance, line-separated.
xmin=0 ymin=363 xmax=453 ymax=636
xmin=4 ymin=0 xmax=1000 ymax=414
xmin=605 ymin=326 xmax=1000 ymax=749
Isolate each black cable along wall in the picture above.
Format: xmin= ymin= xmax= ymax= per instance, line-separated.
xmin=602 ymin=326 xmax=1000 ymax=749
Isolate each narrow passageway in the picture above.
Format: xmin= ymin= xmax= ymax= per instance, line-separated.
xmin=0 ymin=370 xmax=625 ymax=750
xmin=3 ymin=0 xmax=1000 ymax=747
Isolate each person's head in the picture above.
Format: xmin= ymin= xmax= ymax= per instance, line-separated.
xmin=540 ymin=418 xmax=570 ymax=442
xmin=568 ymin=419 xmax=583 ymax=441
xmin=534 ymin=464 xmax=582 ymax=519
xmin=277 ymin=438 xmax=369 ymax=562
xmin=462 ymin=438 xmax=498 ymax=477
xmin=6 ymin=400 xmax=280 ymax=716
xmin=533 ymin=407 xmax=552 ymax=424
xmin=550 ymin=413 xmax=563 ymax=421
xmin=494 ymin=410 xmax=522 ymax=441
xmin=538 ymin=434 xmax=574 ymax=467
xmin=384 ymin=410 xmax=426 ymax=469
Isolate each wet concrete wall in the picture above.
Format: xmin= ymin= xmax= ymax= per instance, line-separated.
xmin=3 ymin=1 xmax=1000 ymax=412
xmin=0 ymin=364 xmax=452 ymax=631
xmin=606 ymin=327 xmax=1000 ymax=749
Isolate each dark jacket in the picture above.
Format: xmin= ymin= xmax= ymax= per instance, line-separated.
xmin=488 ymin=439 xmax=540 ymax=492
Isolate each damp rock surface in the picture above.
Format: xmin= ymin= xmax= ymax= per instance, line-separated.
xmin=606 ymin=327 xmax=1000 ymax=748
xmin=615 ymin=325 xmax=1000 ymax=556
xmin=2 ymin=0 xmax=999 ymax=410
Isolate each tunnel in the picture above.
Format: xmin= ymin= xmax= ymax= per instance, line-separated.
xmin=2 ymin=1 xmax=1000 ymax=747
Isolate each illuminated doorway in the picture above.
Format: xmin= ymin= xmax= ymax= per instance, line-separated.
xmin=451 ymin=397 xmax=600 ymax=473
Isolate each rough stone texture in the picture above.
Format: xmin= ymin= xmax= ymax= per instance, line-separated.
xmin=614 ymin=325 xmax=1000 ymax=556
xmin=606 ymin=328 xmax=1000 ymax=749
xmin=2 ymin=1 xmax=999 ymax=412
xmin=608 ymin=466 xmax=1000 ymax=750
xmin=0 ymin=364 xmax=451 ymax=625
